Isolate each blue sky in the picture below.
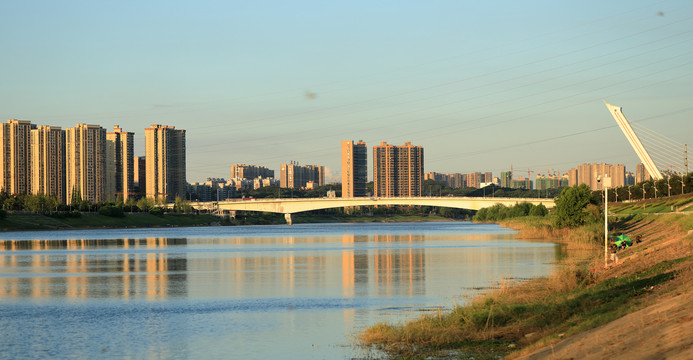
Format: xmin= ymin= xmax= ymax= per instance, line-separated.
xmin=2 ymin=0 xmax=692 ymax=182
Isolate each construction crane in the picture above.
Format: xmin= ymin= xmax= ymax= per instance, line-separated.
xmin=511 ymin=168 xmax=535 ymax=189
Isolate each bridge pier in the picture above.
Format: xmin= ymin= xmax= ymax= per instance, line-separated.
xmin=284 ymin=213 xmax=293 ymax=225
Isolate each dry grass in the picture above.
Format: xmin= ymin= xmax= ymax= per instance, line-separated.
xmin=500 ymin=218 xmax=601 ymax=252
xmin=358 ymin=213 xmax=693 ymax=358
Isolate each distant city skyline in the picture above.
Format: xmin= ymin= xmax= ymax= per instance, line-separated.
xmin=2 ymin=1 xmax=692 ymax=182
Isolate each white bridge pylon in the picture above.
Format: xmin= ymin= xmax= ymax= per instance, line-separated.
xmin=186 ymin=196 xmax=556 ymax=225
xmin=604 ymin=101 xmax=664 ymax=180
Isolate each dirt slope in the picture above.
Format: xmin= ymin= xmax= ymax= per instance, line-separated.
xmin=516 ymin=289 xmax=693 ymax=360
xmin=515 ymin=214 xmax=693 ymax=360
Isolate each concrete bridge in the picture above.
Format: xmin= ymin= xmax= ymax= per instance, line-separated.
xmin=185 ymin=196 xmax=555 ymax=225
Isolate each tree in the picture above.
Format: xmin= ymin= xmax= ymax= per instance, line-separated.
xmin=70 ymin=187 xmax=82 ymax=208
xmin=137 ymin=197 xmax=155 ymax=212
xmin=173 ymin=196 xmax=193 ymax=214
xmin=553 ymin=184 xmax=594 ymax=228
xmin=98 ymin=205 xmax=125 ymax=217
xmin=510 ymin=202 xmax=532 ymax=217
xmin=529 ymin=203 xmax=548 ymax=217
xmin=474 ymin=207 xmax=488 ymax=221
xmin=124 ymin=196 xmax=138 ymax=213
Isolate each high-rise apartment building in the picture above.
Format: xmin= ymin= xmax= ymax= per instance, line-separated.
xmin=568 ymin=168 xmax=578 ymax=186
xmin=626 ymin=172 xmax=635 ymax=186
xmin=425 ymin=172 xmax=443 ymax=182
xmin=611 ymin=164 xmax=626 ymax=189
xmin=568 ymin=163 xmax=627 ymax=190
xmin=535 ymin=174 xmax=567 ymax=190
xmin=466 ymin=172 xmax=483 ymax=189
xmin=65 ymin=124 xmax=107 ymax=204
xmin=145 ymin=124 xmax=186 ymax=202
xmin=133 ymin=156 xmax=146 ymax=195
xmin=577 ymin=163 xmax=593 ymax=189
xmin=500 ymin=171 xmax=512 ymax=188
xmin=425 ymin=172 xmax=465 ymax=188
xmin=230 ymin=164 xmax=274 ymax=180
xmin=373 ymin=142 xmax=423 ymax=197
xmin=510 ymin=178 xmax=533 ymax=189
xmin=30 ymin=125 xmax=65 ymax=202
xmin=0 ymin=119 xmax=35 ymax=195
xmin=341 ymin=140 xmax=367 ymax=197
xmin=636 ymin=163 xmax=651 ymax=183
xmin=280 ymin=162 xmax=325 ymax=189
xmin=106 ymin=125 xmax=135 ymax=202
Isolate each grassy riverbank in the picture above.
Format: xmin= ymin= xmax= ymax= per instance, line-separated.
xmin=293 ymin=213 xmax=455 ymax=224
xmin=0 ymin=212 xmax=225 ymax=231
xmin=358 ymin=213 xmax=693 ymax=359
xmin=0 ymin=211 xmax=458 ymax=232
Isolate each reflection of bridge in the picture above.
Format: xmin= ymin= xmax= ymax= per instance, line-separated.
xmin=186 ymin=197 xmax=555 ymax=225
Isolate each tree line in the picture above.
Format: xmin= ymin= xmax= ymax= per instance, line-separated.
xmin=0 ymin=192 xmax=193 ymax=219
xmin=606 ymin=173 xmax=692 ymax=201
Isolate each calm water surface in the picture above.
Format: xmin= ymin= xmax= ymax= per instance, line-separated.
xmin=0 ymin=222 xmax=559 ymax=359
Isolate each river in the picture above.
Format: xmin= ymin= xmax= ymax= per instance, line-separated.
xmin=0 ymin=221 xmax=559 ymax=359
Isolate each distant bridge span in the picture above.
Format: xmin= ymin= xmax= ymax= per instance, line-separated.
xmin=185 ymin=196 xmax=555 ymax=225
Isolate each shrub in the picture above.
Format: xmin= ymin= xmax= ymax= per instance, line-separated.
xmin=0 ymin=209 xmax=6 ymax=219
xmin=554 ymin=184 xmax=594 ymax=228
xmin=98 ymin=205 xmax=125 ymax=218
xmin=529 ymin=203 xmax=548 ymax=217
xmin=149 ymin=207 xmax=164 ymax=216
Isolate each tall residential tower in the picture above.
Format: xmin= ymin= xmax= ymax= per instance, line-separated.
xmin=0 ymin=119 xmax=35 ymax=195
xmin=341 ymin=140 xmax=367 ymax=197
xmin=106 ymin=125 xmax=135 ymax=202
xmin=145 ymin=124 xmax=186 ymax=202
xmin=30 ymin=125 xmax=66 ymax=202
xmin=65 ymin=124 xmax=107 ymax=204
xmin=280 ymin=162 xmax=325 ymax=189
xmin=373 ymin=141 xmax=423 ymax=197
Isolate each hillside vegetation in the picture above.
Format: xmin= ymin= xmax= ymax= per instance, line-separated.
xmin=358 ymin=190 xmax=693 ymax=359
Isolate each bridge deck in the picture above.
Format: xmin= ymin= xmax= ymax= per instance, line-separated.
xmin=187 ymin=196 xmax=555 ymax=215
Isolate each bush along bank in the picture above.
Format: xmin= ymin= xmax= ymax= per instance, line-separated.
xmin=357 ymin=187 xmax=693 ymax=359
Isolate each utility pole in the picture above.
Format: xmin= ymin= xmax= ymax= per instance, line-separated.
xmin=601 ymin=175 xmax=611 ymax=267
xmin=668 ymin=176 xmax=671 ymax=197
xmin=643 ymin=183 xmax=647 ymax=200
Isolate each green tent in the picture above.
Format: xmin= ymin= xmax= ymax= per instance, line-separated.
xmin=615 ymin=234 xmax=632 ymax=248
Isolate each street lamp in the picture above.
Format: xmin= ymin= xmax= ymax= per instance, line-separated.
xmin=667 ymin=176 xmax=671 ymax=197
xmin=599 ymin=175 xmax=611 ymax=267
xmin=642 ymin=183 xmax=646 ymax=200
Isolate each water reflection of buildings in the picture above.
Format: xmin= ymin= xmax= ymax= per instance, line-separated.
xmin=0 ymin=238 xmax=187 ymax=300
xmin=1 ymin=233 xmax=556 ymax=307
xmin=185 ymin=234 xmax=426 ymax=302
xmin=341 ymin=234 xmax=425 ymax=298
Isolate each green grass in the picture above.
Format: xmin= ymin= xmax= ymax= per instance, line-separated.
xmin=611 ymin=193 xmax=693 ymax=214
xmin=0 ymin=212 xmax=224 ymax=231
xmin=0 ymin=212 xmax=460 ymax=231
xmin=359 ymin=250 xmax=690 ymax=357
xmin=653 ymin=213 xmax=693 ymax=233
